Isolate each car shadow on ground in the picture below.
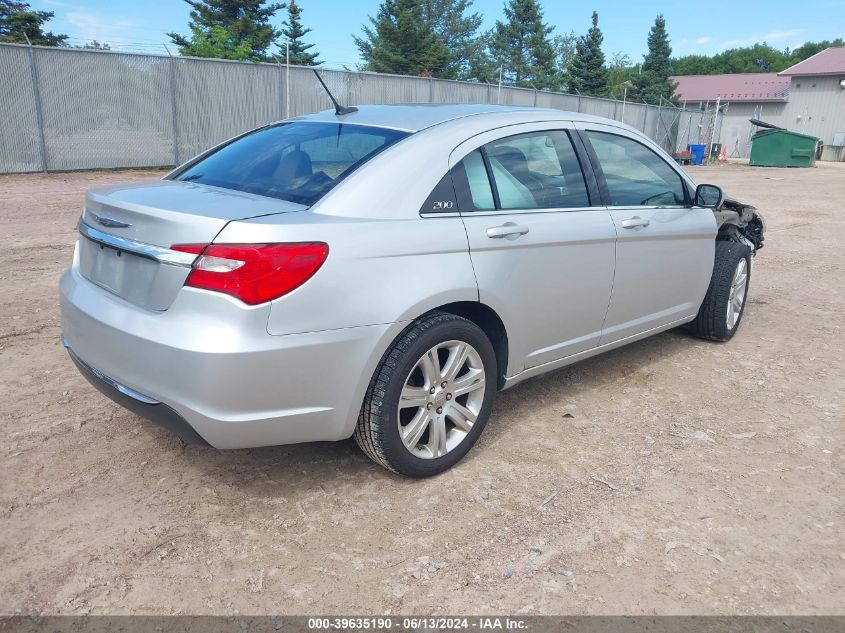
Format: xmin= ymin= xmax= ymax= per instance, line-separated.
xmin=479 ymin=328 xmax=699 ymax=447
xmin=167 ymin=327 xmax=703 ymax=491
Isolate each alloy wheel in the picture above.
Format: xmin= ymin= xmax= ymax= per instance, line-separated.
xmin=727 ymin=258 xmax=748 ymax=330
xmin=397 ymin=340 xmax=486 ymax=459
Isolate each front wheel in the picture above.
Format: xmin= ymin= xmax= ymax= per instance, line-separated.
xmin=689 ymin=240 xmax=752 ymax=341
xmin=354 ymin=312 xmax=497 ymax=477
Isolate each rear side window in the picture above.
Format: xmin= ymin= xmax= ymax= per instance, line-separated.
xmin=452 ymin=131 xmax=589 ymax=212
xmin=462 ymin=149 xmax=496 ymax=210
xmin=175 ymin=122 xmax=408 ymax=205
xmin=586 ymin=131 xmax=686 ymax=206
xmin=486 ymin=131 xmax=589 ymax=209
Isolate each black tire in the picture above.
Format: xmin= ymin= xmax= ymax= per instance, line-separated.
xmin=354 ymin=311 xmax=497 ymax=477
xmin=689 ymin=240 xmax=752 ymax=341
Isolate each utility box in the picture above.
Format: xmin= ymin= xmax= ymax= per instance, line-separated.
xmin=749 ymin=129 xmax=819 ymax=168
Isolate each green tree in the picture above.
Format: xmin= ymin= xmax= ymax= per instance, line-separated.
xmin=488 ymin=0 xmax=559 ymax=89
xmin=567 ymin=11 xmax=608 ymax=96
xmin=168 ymin=0 xmax=285 ymax=62
xmin=669 ymin=53 xmax=713 ymax=76
xmin=424 ymin=0 xmax=483 ymax=80
xmin=669 ymin=38 xmax=845 ymax=78
xmin=606 ymin=52 xmax=637 ymax=99
xmin=178 ymin=23 xmax=254 ymax=60
xmin=635 ymin=15 xmax=676 ymax=104
xmin=354 ymin=0 xmax=450 ymax=77
xmin=279 ymin=0 xmax=319 ymax=65
xmin=787 ymin=38 xmax=844 ymax=65
xmin=712 ymin=43 xmax=788 ymax=73
xmin=463 ymin=30 xmax=498 ymax=82
xmin=0 ymin=0 xmax=67 ymax=46
xmin=554 ymin=30 xmax=577 ymax=71
xmin=80 ymin=40 xmax=110 ymax=50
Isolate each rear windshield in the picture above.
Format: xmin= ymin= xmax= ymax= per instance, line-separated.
xmin=174 ymin=122 xmax=408 ymax=205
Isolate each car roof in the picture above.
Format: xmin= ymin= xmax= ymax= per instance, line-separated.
xmin=292 ymin=103 xmax=610 ymax=133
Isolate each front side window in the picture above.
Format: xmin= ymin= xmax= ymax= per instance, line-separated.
xmin=175 ymin=122 xmax=408 ymax=205
xmin=455 ymin=130 xmax=590 ymax=212
xmin=586 ymin=131 xmax=686 ymax=206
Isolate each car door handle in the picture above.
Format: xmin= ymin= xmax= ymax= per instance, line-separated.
xmin=486 ymin=223 xmax=530 ymax=239
xmin=621 ymin=216 xmax=650 ymax=229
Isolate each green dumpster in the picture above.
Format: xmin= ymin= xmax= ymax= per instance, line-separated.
xmin=749 ymin=129 xmax=819 ymax=167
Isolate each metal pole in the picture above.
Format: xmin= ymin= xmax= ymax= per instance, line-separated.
xmin=275 ymin=56 xmax=284 ymax=119
xmin=429 ymin=76 xmax=434 ymax=103
xmin=24 ymin=35 xmax=48 ymax=172
xmin=715 ymin=100 xmax=725 ymax=159
xmin=708 ymin=97 xmax=720 ymax=164
xmin=621 ymin=86 xmax=627 ymax=123
xmin=346 ymin=71 xmax=352 ymax=110
xmin=657 ymin=103 xmax=663 ymax=147
xmin=497 ymin=65 xmax=503 ymax=104
xmin=163 ymin=44 xmax=180 ymax=166
xmin=285 ymin=42 xmax=290 ymax=119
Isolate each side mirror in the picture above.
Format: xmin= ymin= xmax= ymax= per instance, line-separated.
xmin=695 ymin=184 xmax=724 ymax=208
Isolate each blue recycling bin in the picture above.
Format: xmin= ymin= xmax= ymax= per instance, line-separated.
xmin=689 ymin=144 xmax=706 ymax=166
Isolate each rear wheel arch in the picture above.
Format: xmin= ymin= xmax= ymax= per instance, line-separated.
xmin=354 ymin=310 xmax=498 ymax=476
xmin=433 ymin=301 xmax=508 ymax=390
xmin=347 ymin=301 xmax=509 ymax=448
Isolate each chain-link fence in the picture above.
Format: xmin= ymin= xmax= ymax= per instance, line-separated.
xmin=0 ymin=43 xmax=696 ymax=173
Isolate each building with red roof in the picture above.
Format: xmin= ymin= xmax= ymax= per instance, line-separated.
xmin=671 ymin=73 xmax=790 ymax=103
xmin=779 ymin=47 xmax=845 ymax=76
xmin=670 ymin=48 xmax=845 ymax=161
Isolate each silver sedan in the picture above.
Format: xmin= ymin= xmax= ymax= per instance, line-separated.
xmin=60 ymin=104 xmax=764 ymax=477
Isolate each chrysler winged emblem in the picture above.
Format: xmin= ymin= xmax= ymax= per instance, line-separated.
xmin=89 ymin=212 xmax=131 ymax=229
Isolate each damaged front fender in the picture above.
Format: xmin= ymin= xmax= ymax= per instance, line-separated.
xmin=713 ymin=196 xmax=765 ymax=252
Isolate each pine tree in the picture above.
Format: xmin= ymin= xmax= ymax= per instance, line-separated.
xmin=463 ymin=31 xmax=498 ymax=83
xmin=280 ymin=0 xmax=319 ymax=65
xmin=354 ymin=0 xmax=450 ymax=77
xmin=423 ymin=0 xmax=483 ymax=80
xmin=168 ymin=0 xmax=285 ymax=62
xmin=0 ymin=0 xmax=68 ymax=46
xmin=635 ymin=15 xmax=676 ymax=104
xmin=488 ymin=0 xmax=558 ymax=89
xmin=567 ymin=11 xmax=608 ymax=97
xmin=180 ymin=24 xmax=254 ymax=60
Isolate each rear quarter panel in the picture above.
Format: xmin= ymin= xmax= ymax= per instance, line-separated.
xmin=213 ymin=212 xmax=479 ymax=336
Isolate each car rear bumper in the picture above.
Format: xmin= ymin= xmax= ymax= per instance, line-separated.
xmin=64 ymin=339 xmax=210 ymax=445
xmin=60 ymin=254 xmax=405 ymax=449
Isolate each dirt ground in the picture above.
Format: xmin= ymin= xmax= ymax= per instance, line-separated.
xmin=1 ymin=163 xmax=843 ymax=616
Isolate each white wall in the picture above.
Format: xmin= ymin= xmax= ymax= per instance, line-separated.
xmin=717 ymin=102 xmax=787 ymax=158
xmin=781 ymin=75 xmax=845 ymax=161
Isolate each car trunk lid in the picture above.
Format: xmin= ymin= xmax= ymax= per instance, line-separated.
xmin=78 ymin=180 xmax=306 ymax=310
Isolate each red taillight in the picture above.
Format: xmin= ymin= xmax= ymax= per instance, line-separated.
xmin=171 ymin=242 xmax=329 ymax=305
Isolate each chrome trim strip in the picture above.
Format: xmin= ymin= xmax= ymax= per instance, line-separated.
xmin=77 ymin=220 xmax=197 ymax=268
xmin=62 ymin=337 xmax=160 ymax=405
xmin=419 ymin=211 xmax=461 ymax=218
xmin=455 ymin=205 xmax=601 ymax=217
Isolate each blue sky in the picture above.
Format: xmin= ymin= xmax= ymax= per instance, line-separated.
xmin=35 ymin=0 xmax=845 ymax=67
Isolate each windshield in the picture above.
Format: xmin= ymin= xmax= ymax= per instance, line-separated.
xmin=174 ymin=122 xmax=409 ymax=205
